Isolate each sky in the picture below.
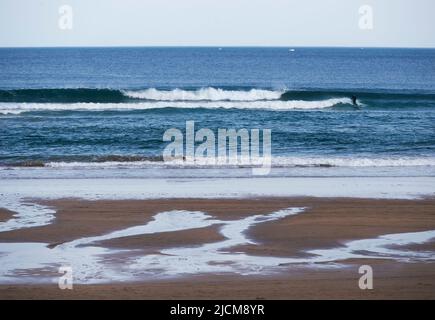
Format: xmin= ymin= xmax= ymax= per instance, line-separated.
xmin=0 ymin=0 xmax=434 ymax=47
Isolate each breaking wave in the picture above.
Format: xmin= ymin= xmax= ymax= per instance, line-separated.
xmin=5 ymin=156 xmax=435 ymax=168
xmin=123 ymin=87 xmax=283 ymax=101
xmin=0 ymin=98 xmax=351 ymax=114
xmin=1 ymin=87 xmax=433 ymax=114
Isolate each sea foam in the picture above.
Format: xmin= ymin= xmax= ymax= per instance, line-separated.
xmin=0 ymin=98 xmax=350 ymax=114
xmin=123 ymin=87 xmax=284 ymax=101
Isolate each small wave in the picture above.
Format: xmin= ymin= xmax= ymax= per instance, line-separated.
xmin=0 ymin=88 xmax=127 ymax=103
xmin=7 ymin=156 xmax=435 ymax=168
xmin=271 ymin=156 xmax=435 ymax=168
xmin=8 ymin=155 xmax=165 ymax=167
xmin=123 ymin=87 xmax=284 ymax=101
xmin=45 ymin=161 xmax=162 ymax=168
xmin=280 ymin=90 xmax=435 ymax=101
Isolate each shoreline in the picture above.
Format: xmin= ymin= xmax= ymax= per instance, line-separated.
xmin=1 ymin=176 xmax=435 ymax=200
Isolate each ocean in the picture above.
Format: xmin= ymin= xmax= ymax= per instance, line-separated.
xmin=0 ymin=47 xmax=434 ymax=178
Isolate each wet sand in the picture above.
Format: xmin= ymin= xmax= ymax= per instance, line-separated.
xmin=1 ymin=261 xmax=434 ymax=299
xmin=0 ymin=208 xmax=13 ymax=223
xmin=0 ymin=197 xmax=434 ymax=299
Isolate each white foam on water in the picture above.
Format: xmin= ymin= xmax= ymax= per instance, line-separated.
xmin=0 ymin=242 xmax=120 ymax=284
xmin=0 ymin=197 xmax=55 ymax=232
xmin=270 ymin=156 xmax=435 ymax=167
xmin=36 ymin=155 xmax=435 ymax=169
xmin=308 ymin=230 xmax=435 ymax=262
xmin=0 ymin=98 xmax=350 ymax=114
xmin=123 ymin=87 xmax=284 ymax=101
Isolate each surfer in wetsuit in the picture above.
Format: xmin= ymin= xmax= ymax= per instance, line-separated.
xmin=351 ymin=95 xmax=357 ymax=106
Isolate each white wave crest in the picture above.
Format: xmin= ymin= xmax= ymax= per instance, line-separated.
xmin=271 ymin=156 xmax=435 ymax=167
xmin=40 ymin=156 xmax=435 ymax=169
xmin=123 ymin=87 xmax=284 ymax=101
xmin=0 ymin=98 xmax=350 ymax=114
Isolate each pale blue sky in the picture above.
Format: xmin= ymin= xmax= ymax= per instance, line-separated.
xmin=1 ymin=0 xmax=434 ymax=47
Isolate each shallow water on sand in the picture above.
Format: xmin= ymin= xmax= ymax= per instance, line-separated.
xmin=0 ymin=200 xmax=434 ymax=284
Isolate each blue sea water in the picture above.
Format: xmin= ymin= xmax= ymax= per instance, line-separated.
xmin=0 ymin=47 xmax=434 ymax=176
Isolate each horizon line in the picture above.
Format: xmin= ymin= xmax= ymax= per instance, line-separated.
xmin=1 ymin=45 xmax=435 ymax=49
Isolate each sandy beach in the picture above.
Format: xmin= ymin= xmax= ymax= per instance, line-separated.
xmin=2 ymin=0 xmax=435 ymax=306
xmin=0 ymin=197 xmax=434 ymax=299
xmin=0 ymin=209 xmax=13 ymax=223
xmin=1 ymin=262 xmax=434 ymax=300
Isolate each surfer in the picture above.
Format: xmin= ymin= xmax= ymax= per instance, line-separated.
xmin=351 ymin=95 xmax=357 ymax=106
